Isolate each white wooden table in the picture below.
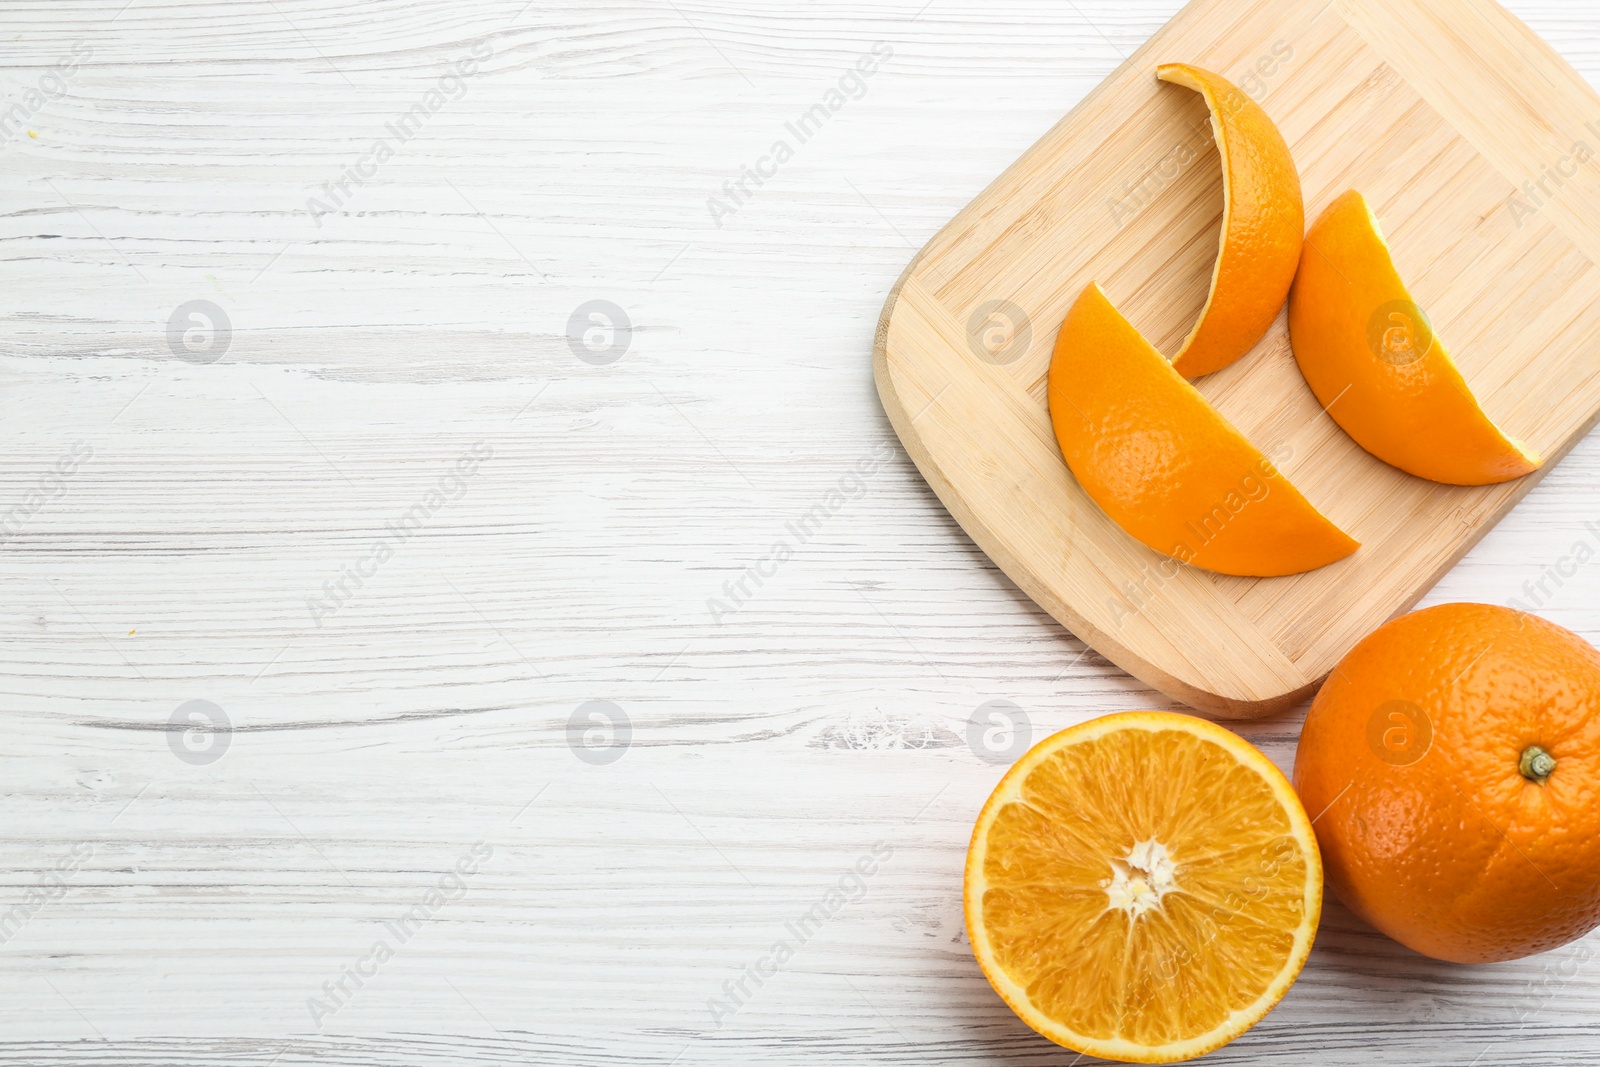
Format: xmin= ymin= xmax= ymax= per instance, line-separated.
xmin=4 ymin=1 xmax=1600 ymax=1063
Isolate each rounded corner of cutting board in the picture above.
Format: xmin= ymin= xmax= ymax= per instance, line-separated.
xmin=870 ymin=247 xmax=925 ymax=434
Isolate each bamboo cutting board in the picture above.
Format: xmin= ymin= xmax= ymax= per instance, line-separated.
xmin=874 ymin=0 xmax=1600 ymax=716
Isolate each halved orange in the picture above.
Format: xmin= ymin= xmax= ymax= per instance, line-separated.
xmin=1157 ymin=64 xmax=1305 ymax=379
xmin=965 ymin=712 xmax=1322 ymax=1063
xmin=1049 ymin=282 xmax=1358 ymax=576
xmin=1288 ymin=190 xmax=1541 ymax=485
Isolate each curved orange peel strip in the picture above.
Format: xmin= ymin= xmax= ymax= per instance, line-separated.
xmin=1156 ymin=63 xmax=1305 ymax=379
xmin=1049 ymin=282 xmax=1359 ymax=578
xmin=1288 ymin=190 xmax=1541 ymax=485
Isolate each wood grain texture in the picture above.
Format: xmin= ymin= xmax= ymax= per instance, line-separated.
xmin=2 ymin=0 xmax=1600 ymax=1063
xmin=876 ymin=0 xmax=1600 ymax=715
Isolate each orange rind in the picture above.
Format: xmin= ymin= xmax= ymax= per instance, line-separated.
xmin=965 ymin=712 xmax=1323 ymax=1062
xmin=1295 ymin=603 xmax=1600 ymax=962
xmin=1288 ymin=190 xmax=1541 ymax=485
xmin=1156 ymin=63 xmax=1305 ymax=378
xmin=1048 ymin=282 xmax=1359 ymax=577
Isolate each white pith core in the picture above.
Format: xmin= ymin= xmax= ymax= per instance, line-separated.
xmin=1104 ymin=839 xmax=1178 ymax=918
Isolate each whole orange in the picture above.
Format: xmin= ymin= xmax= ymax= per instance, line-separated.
xmin=1295 ymin=603 xmax=1600 ymax=963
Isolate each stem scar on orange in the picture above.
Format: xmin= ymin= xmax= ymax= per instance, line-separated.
xmin=1288 ymin=191 xmax=1541 ymax=485
xmin=1294 ymin=603 xmax=1600 ymax=963
xmin=1048 ymin=282 xmax=1358 ymax=577
xmin=965 ymin=712 xmax=1322 ymax=1063
xmin=1156 ymin=64 xmax=1305 ymax=379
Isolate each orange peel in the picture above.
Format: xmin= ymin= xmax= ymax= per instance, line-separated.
xmin=1049 ymin=282 xmax=1358 ymax=577
xmin=1295 ymin=604 xmax=1600 ymax=963
xmin=1156 ymin=63 xmax=1305 ymax=379
xmin=1288 ymin=190 xmax=1540 ymax=485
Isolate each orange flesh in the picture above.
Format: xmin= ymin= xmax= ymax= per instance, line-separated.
xmin=966 ymin=712 xmax=1322 ymax=1062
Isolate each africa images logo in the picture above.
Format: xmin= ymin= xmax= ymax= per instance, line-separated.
xmin=307 ymin=442 xmax=492 ymax=625
xmin=706 ymin=42 xmax=894 ymax=228
xmin=307 ymin=842 xmax=494 ymax=1027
